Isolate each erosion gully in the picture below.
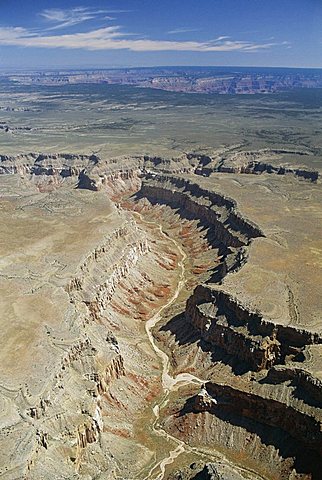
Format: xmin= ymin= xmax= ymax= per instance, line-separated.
xmin=127 ymin=210 xmax=264 ymax=480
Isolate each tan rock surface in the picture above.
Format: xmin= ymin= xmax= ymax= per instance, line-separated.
xmin=193 ymin=172 xmax=322 ymax=332
xmin=1 ymin=149 xmax=322 ymax=479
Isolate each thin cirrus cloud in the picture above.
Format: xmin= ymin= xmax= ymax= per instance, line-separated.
xmin=167 ymin=27 xmax=201 ymax=34
xmin=40 ymin=7 xmax=117 ymax=30
xmin=0 ymin=7 xmax=290 ymax=53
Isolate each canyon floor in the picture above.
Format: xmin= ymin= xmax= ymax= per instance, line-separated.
xmin=0 ymin=83 xmax=322 ymax=480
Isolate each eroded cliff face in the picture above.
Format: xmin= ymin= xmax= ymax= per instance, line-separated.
xmin=130 ymin=173 xmax=322 ymax=479
xmin=0 ymin=217 xmax=147 ymax=478
xmin=137 ymin=175 xmax=263 ymax=245
xmin=134 ymin=175 xmax=264 ymax=289
xmin=186 ymin=285 xmax=322 ymax=372
xmin=1 ymin=150 xmax=322 ymax=480
xmin=0 ymin=174 xmax=190 ymax=479
xmin=182 ymin=286 xmax=322 ymax=455
xmin=0 ymin=152 xmax=96 ymax=176
xmin=193 ymin=148 xmax=319 ymax=182
xmin=23 ymin=211 xmax=195 ymax=479
xmin=2 ymin=148 xmax=317 ymax=194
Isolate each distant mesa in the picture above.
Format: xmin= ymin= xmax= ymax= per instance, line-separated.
xmin=6 ymin=66 xmax=322 ymax=95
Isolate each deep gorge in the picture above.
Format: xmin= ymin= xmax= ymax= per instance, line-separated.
xmin=0 ymin=152 xmax=321 ymax=480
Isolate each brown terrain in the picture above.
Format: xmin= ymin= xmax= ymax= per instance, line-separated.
xmin=0 ymin=147 xmax=321 ymax=480
xmin=7 ymin=68 xmax=322 ymax=94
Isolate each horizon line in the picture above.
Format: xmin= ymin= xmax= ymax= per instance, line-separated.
xmin=1 ymin=64 xmax=322 ymax=72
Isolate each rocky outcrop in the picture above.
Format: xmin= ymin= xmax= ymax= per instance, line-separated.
xmin=77 ymin=169 xmax=98 ymax=190
xmin=0 ymin=152 xmax=96 ymax=176
xmin=0 ymin=152 xmax=196 ymax=198
xmin=190 ymin=381 xmax=322 ymax=455
xmin=163 ymin=282 xmax=322 ymax=478
xmin=218 ymin=160 xmax=319 ymax=182
xmin=17 ymin=218 xmax=157 ymax=478
xmin=168 ymin=461 xmax=248 ymax=480
xmin=77 ymin=154 xmax=196 ymax=194
xmin=67 ymin=224 xmax=150 ymax=312
xmin=22 ymin=340 xmax=124 ymax=479
xmin=195 ymin=148 xmax=319 ymax=182
xmin=136 ymin=175 xmax=263 ymax=284
xmin=138 ymin=175 xmax=264 ymax=247
xmin=186 ymin=285 xmax=322 ymax=371
xmin=264 ymin=364 xmax=322 ymax=406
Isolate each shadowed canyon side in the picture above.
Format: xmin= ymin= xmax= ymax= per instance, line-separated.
xmin=129 ymin=172 xmax=322 ymax=479
xmin=0 ymin=149 xmax=322 ymax=480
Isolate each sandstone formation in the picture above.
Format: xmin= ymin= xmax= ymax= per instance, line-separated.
xmin=7 ymin=67 xmax=322 ymax=95
xmin=0 ymin=146 xmax=321 ymax=479
xmin=168 ymin=460 xmax=249 ymax=480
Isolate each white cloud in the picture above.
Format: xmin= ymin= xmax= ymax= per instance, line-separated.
xmin=40 ymin=7 xmax=117 ymax=30
xmin=0 ymin=19 xmax=290 ymax=53
xmin=167 ymin=28 xmax=201 ymax=34
xmin=215 ymin=36 xmax=230 ymax=41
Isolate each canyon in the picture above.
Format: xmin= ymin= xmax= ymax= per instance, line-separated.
xmin=0 ymin=146 xmax=322 ymax=480
xmin=6 ymin=67 xmax=322 ymax=95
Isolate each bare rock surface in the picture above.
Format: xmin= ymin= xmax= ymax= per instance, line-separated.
xmin=1 ymin=148 xmax=322 ymax=479
xmin=168 ymin=461 xmax=248 ymax=480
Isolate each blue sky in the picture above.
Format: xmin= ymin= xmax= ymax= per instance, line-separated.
xmin=0 ymin=0 xmax=321 ymax=69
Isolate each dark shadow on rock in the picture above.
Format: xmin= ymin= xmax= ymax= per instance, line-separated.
xmin=259 ymin=370 xmax=322 ymax=409
xmin=160 ymin=313 xmax=252 ymax=375
xmin=177 ymin=395 xmax=322 ymax=480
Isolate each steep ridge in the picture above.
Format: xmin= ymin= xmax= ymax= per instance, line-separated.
xmin=0 ymin=149 xmax=318 ymax=188
xmin=0 ymin=176 xmax=190 ymax=479
xmin=0 ymin=187 xmax=130 ymax=479
xmin=22 ymin=212 xmax=192 ymax=479
xmin=217 ymin=160 xmax=319 ymax=181
xmin=1 ymin=151 xmax=321 ymax=479
xmin=193 ymin=148 xmax=319 ymax=182
xmin=135 ymin=174 xmax=263 ymax=286
xmin=137 ymin=174 xmax=264 ymax=244
xmin=130 ymin=173 xmax=322 ymax=479
xmin=0 ymin=152 xmax=97 ymax=176
xmin=186 ymin=286 xmax=322 ymax=372
xmin=183 ymin=285 xmax=322 ymax=447
xmin=0 ymin=216 xmax=147 ymax=478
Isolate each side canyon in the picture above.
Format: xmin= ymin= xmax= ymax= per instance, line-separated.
xmin=0 ymin=147 xmax=321 ymax=480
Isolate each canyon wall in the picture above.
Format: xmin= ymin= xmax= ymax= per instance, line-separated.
xmin=1 ymin=150 xmax=321 ymax=479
